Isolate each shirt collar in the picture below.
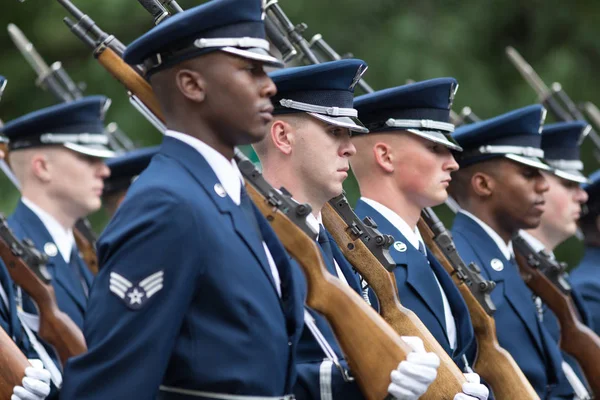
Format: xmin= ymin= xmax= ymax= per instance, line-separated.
xmin=459 ymin=209 xmax=514 ymax=260
xmin=165 ymin=130 xmax=244 ymax=205
xmin=519 ymin=230 xmax=555 ymax=259
xmin=306 ymin=212 xmax=326 ymax=240
xmin=361 ymin=197 xmax=424 ymax=251
xmin=21 ymin=197 xmax=75 ymax=263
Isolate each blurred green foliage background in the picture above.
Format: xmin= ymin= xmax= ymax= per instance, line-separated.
xmin=1 ymin=0 xmax=599 ymax=267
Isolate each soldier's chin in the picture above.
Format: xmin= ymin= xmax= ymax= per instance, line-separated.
xmin=521 ymin=215 xmax=543 ymax=230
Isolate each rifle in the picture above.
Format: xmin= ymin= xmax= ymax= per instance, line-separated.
xmin=236 ymin=152 xmax=417 ymax=399
xmin=264 ymin=0 xmax=374 ymax=93
xmin=57 ymin=0 xmax=167 ymax=134
xmin=0 ymin=216 xmax=86 ymax=364
xmin=322 ymin=195 xmax=466 ymax=399
xmin=450 ymin=107 xmax=481 ymax=127
xmin=513 ymin=234 xmax=600 ymax=397
xmin=505 ymin=46 xmax=600 ymax=161
xmin=419 ymin=209 xmax=540 ymax=399
xmin=7 ymin=23 xmax=136 ymax=153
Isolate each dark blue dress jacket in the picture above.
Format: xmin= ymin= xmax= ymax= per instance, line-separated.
xmin=59 ymin=137 xmax=305 ymax=400
xmin=354 ymin=200 xmax=476 ymax=371
xmin=451 ymin=212 xmax=574 ymax=399
xmin=8 ymin=200 xmax=93 ymax=330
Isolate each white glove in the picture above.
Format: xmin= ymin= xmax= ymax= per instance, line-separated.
xmin=11 ymin=359 xmax=51 ymax=400
xmin=388 ymin=336 xmax=440 ymax=400
xmin=454 ymin=372 xmax=489 ymax=400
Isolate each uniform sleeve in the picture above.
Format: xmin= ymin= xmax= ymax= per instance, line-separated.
xmin=295 ymin=359 xmax=365 ymax=400
xmin=60 ymin=192 xmax=202 ymax=400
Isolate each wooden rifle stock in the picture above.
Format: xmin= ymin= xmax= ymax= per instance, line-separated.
xmin=0 ymin=327 xmax=29 ymax=398
xmin=418 ymin=219 xmax=540 ymax=400
xmin=513 ymin=236 xmax=600 ymax=397
xmin=322 ymin=203 xmax=465 ymax=399
xmin=0 ymin=217 xmax=86 ymax=364
xmin=246 ymin=185 xmax=412 ymax=400
xmin=95 ymin=47 xmax=165 ymax=122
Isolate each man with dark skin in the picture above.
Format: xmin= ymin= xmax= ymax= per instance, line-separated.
xmin=60 ymin=1 xmax=306 ymax=399
xmin=449 ymin=105 xmax=584 ymax=399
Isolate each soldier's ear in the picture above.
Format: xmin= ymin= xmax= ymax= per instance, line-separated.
xmin=373 ymin=142 xmax=394 ymax=173
xmin=175 ymin=68 xmax=206 ymax=103
xmin=471 ymin=171 xmax=494 ymax=198
xmin=30 ymin=153 xmax=52 ymax=183
xmin=270 ymin=119 xmax=294 ymax=155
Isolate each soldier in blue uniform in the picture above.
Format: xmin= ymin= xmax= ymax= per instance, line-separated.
xmin=60 ymin=0 xmax=307 ymax=399
xmin=571 ymin=170 xmax=600 ymax=336
xmin=2 ymin=96 xmax=113 ymax=331
xmin=520 ymin=120 xmax=593 ymax=397
xmin=253 ymin=60 xmax=442 ymax=400
xmin=102 ymin=146 xmax=158 ymax=218
xmin=0 ymin=75 xmax=57 ymax=400
xmin=350 ymin=79 xmax=489 ymax=400
xmin=448 ymin=105 xmax=582 ymax=399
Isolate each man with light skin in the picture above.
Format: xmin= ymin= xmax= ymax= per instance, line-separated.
xmin=0 ymin=74 xmax=53 ymax=400
xmin=3 ymin=96 xmax=113 ymax=332
xmin=255 ymin=66 xmax=488 ymax=400
xmin=520 ymin=120 xmax=593 ymax=396
xmin=350 ymin=78 xmax=488 ymax=400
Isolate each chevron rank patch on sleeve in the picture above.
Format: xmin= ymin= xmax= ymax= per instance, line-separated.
xmin=109 ymin=270 xmax=164 ymax=310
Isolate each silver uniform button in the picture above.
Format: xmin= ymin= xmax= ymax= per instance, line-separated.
xmin=214 ymin=183 xmax=227 ymax=198
xmin=490 ymin=258 xmax=504 ymax=271
xmin=44 ymin=242 xmax=58 ymax=257
xmin=393 ymin=241 xmax=407 ymax=252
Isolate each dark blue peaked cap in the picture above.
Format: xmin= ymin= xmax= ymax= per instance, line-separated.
xmin=1 ymin=96 xmax=115 ymax=158
xmin=104 ymin=146 xmax=159 ymax=195
xmin=354 ymin=78 xmax=461 ymax=151
xmin=269 ymin=59 xmax=369 ymax=133
xmin=541 ymin=121 xmax=590 ymax=184
xmin=452 ymin=104 xmax=550 ymax=170
xmin=124 ymin=0 xmax=283 ymax=75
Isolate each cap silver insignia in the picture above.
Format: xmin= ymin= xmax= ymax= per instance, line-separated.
xmin=44 ymin=242 xmax=58 ymax=258
xmin=350 ymin=64 xmax=368 ymax=90
xmin=490 ymin=258 xmax=504 ymax=271
xmin=393 ymin=241 xmax=407 ymax=253
xmin=214 ymin=183 xmax=227 ymax=198
xmin=449 ymin=82 xmax=458 ymax=110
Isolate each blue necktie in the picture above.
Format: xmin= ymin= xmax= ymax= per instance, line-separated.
xmin=317 ymin=225 xmax=338 ymax=276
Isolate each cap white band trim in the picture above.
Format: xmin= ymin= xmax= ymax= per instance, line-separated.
xmin=477 ymin=145 xmax=544 ymax=158
xmin=194 ymin=37 xmax=270 ymax=50
xmin=279 ymin=99 xmax=358 ymax=117
xmin=40 ymin=133 xmax=109 ymax=145
xmin=546 ymin=159 xmax=584 ymax=171
xmin=385 ymin=118 xmax=455 ymax=133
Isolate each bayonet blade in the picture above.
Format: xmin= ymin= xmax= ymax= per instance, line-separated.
xmin=7 ymin=24 xmax=52 ymax=79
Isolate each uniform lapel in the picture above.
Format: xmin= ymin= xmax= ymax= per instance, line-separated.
xmin=159 ymin=137 xmax=280 ymax=299
xmin=9 ymin=201 xmax=88 ymax=311
xmin=0 ymin=264 xmax=21 ymax=342
xmin=452 ymin=213 xmax=546 ymax=358
xmin=427 ymin=253 xmax=474 ymax=360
